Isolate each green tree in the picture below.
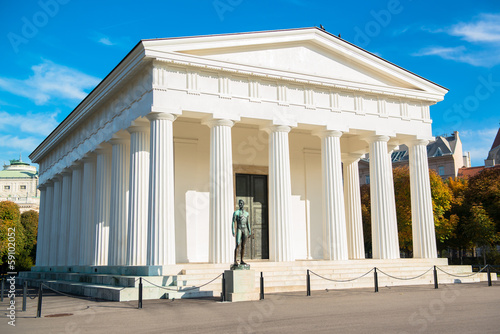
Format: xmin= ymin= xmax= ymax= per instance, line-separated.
xmin=0 ymin=201 xmax=26 ymax=269
xmin=20 ymin=210 xmax=39 ymax=262
xmin=360 ymin=184 xmax=372 ymax=256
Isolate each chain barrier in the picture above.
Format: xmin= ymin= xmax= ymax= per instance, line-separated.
xmin=40 ymin=283 xmax=98 ymax=301
xmin=376 ymin=267 xmax=434 ymax=281
xmin=116 ymin=278 xmax=141 ymax=291
xmin=26 ymin=285 xmax=38 ymax=299
xmin=436 ymin=265 xmax=488 ymax=278
xmin=309 ymin=268 xmax=375 ymax=283
xmin=143 ymin=273 xmax=223 ymax=292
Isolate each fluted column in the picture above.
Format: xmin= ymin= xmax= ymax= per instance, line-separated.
xmin=108 ymin=132 xmax=130 ymax=266
xmin=94 ymin=145 xmax=112 ymax=266
xmin=205 ymin=118 xmax=234 ymax=264
xmin=68 ymin=163 xmax=83 ymax=266
xmin=343 ymin=154 xmax=365 ymax=259
xmin=80 ymin=155 xmax=96 ymax=266
xmin=264 ymin=125 xmax=294 ymax=262
xmin=409 ymin=139 xmax=437 ymax=258
xmin=127 ymin=122 xmax=150 ymax=266
xmin=366 ymin=135 xmax=399 ymax=259
xmin=49 ymin=176 xmax=62 ymax=266
xmin=146 ymin=113 xmax=176 ymax=265
xmin=35 ymin=185 xmax=46 ymax=266
xmin=42 ymin=181 xmax=53 ymax=266
xmin=58 ymin=170 xmax=72 ymax=266
xmin=315 ymin=130 xmax=348 ymax=260
xmin=386 ymin=142 xmax=400 ymax=258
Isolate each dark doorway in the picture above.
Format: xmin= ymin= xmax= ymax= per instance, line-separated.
xmin=235 ymin=173 xmax=269 ymax=260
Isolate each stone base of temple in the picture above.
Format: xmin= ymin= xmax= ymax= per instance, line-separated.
xmin=18 ymin=258 xmax=495 ymax=302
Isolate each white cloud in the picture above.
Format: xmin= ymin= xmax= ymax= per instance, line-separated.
xmin=415 ymin=13 xmax=500 ymax=67
xmin=459 ymin=128 xmax=498 ymax=166
xmin=0 ymin=110 xmax=59 ymax=136
xmin=0 ymin=60 xmax=100 ymax=105
xmin=98 ymin=37 xmax=115 ymax=46
xmin=449 ymin=14 xmax=500 ymax=43
xmin=0 ymin=135 xmax=40 ymax=152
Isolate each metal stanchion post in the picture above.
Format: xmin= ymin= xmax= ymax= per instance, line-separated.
xmin=36 ymin=283 xmax=43 ymax=318
xmin=1 ymin=278 xmax=4 ymax=302
xmin=374 ymin=268 xmax=378 ymax=293
xmin=487 ymin=265 xmax=492 ymax=287
xmin=260 ymin=272 xmax=264 ymax=300
xmin=434 ymin=266 xmax=439 ymax=289
xmin=221 ymin=273 xmax=226 ymax=302
xmin=306 ymin=270 xmax=311 ymax=296
xmin=138 ymin=278 xmax=143 ymax=309
xmin=23 ymin=281 xmax=27 ymax=312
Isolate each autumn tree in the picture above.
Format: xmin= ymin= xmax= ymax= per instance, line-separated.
xmin=360 ymin=184 xmax=372 ymax=256
xmin=21 ymin=210 xmax=39 ymax=263
xmin=0 ymin=201 xmax=26 ymax=270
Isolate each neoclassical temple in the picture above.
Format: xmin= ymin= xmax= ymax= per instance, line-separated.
xmin=31 ymin=28 xmax=447 ymax=273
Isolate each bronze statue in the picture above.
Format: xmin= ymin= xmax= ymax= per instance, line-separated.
xmin=232 ymin=199 xmax=251 ymax=266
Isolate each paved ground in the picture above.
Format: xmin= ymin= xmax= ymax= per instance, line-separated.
xmin=1 ymin=281 xmax=499 ymax=333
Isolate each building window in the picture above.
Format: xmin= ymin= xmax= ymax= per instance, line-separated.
xmin=20 ymin=185 xmax=26 ymax=190
xmin=4 ymin=185 xmax=10 ymax=190
xmin=365 ymin=175 xmax=370 ymax=184
xmin=438 ymin=166 xmax=445 ymax=176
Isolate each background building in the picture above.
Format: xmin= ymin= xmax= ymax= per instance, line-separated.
xmin=360 ymin=131 xmax=470 ymax=185
xmin=458 ymin=126 xmax=500 ymax=178
xmin=0 ymin=157 xmax=39 ymax=212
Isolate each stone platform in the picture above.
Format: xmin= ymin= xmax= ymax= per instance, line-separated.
xmin=17 ymin=258 xmax=496 ymax=301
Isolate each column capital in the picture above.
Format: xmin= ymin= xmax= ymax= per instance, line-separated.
xmin=260 ymin=124 xmax=291 ymax=134
xmin=203 ymin=118 xmax=234 ymax=128
xmin=51 ymin=174 xmax=63 ymax=182
xmin=81 ymin=153 xmax=97 ymax=163
xmin=61 ymin=168 xmax=72 ymax=176
xmin=364 ymin=134 xmax=391 ymax=144
xmin=312 ymin=129 xmax=343 ymax=138
xmin=94 ymin=143 xmax=112 ymax=154
xmin=69 ymin=160 xmax=83 ymax=170
xmin=127 ymin=119 xmax=150 ymax=134
xmin=341 ymin=152 xmax=364 ymax=164
xmin=407 ymin=138 xmax=430 ymax=147
xmin=109 ymin=130 xmax=131 ymax=145
xmin=146 ymin=112 xmax=177 ymax=122
xmin=38 ymin=184 xmax=47 ymax=190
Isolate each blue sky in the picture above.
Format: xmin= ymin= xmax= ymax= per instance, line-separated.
xmin=0 ymin=0 xmax=499 ymax=167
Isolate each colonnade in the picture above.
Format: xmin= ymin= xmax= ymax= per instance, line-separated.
xmin=35 ymin=113 xmax=437 ymax=268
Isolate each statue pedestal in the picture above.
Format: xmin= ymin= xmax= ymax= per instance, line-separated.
xmin=224 ymin=269 xmax=259 ymax=302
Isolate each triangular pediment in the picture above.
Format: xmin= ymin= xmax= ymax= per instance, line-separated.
xmin=181 ymin=42 xmax=418 ymax=89
xmin=143 ymin=28 xmax=447 ymax=98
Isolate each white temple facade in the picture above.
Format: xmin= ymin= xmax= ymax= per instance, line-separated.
xmin=30 ymin=28 xmax=447 ymax=273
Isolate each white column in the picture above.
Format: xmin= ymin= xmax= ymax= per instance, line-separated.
xmin=367 ymin=135 xmax=399 ymax=259
xmin=49 ymin=176 xmax=62 ymax=266
xmin=386 ymin=142 xmax=400 ymax=258
xmin=409 ymin=139 xmax=437 ymax=258
xmin=94 ymin=145 xmax=112 ymax=266
xmin=264 ymin=125 xmax=294 ymax=262
xmin=343 ymin=154 xmax=365 ymax=259
xmin=315 ymin=130 xmax=348 ymax=260
xmin=35 ymin=185 xmax=46 ymax=266
xmin=80 ymin=155 xmax=96 ymax=266
xmin=127 ymin=122 xmax=150 ymax=266
xmin=58 ymin=170 xmax=72 ymax=266
xmin=68 ymin=164 xmax=83 ymax=266
xmin=205 ymin=118 xmax=234 ymax=264
xmin=42 ymin=182 xmax=53 ymax=266
xmin=108 ymin=132 xmax=130 ymax=266
xmin=147 ymin=113 xmax=176 ymax=265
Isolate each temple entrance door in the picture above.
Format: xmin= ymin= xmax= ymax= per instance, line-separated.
xmin=235 ymin=174 xmax=269 ymax=260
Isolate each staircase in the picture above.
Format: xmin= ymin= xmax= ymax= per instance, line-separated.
xmin=17 ymin=259 xmax=495 ymax=301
